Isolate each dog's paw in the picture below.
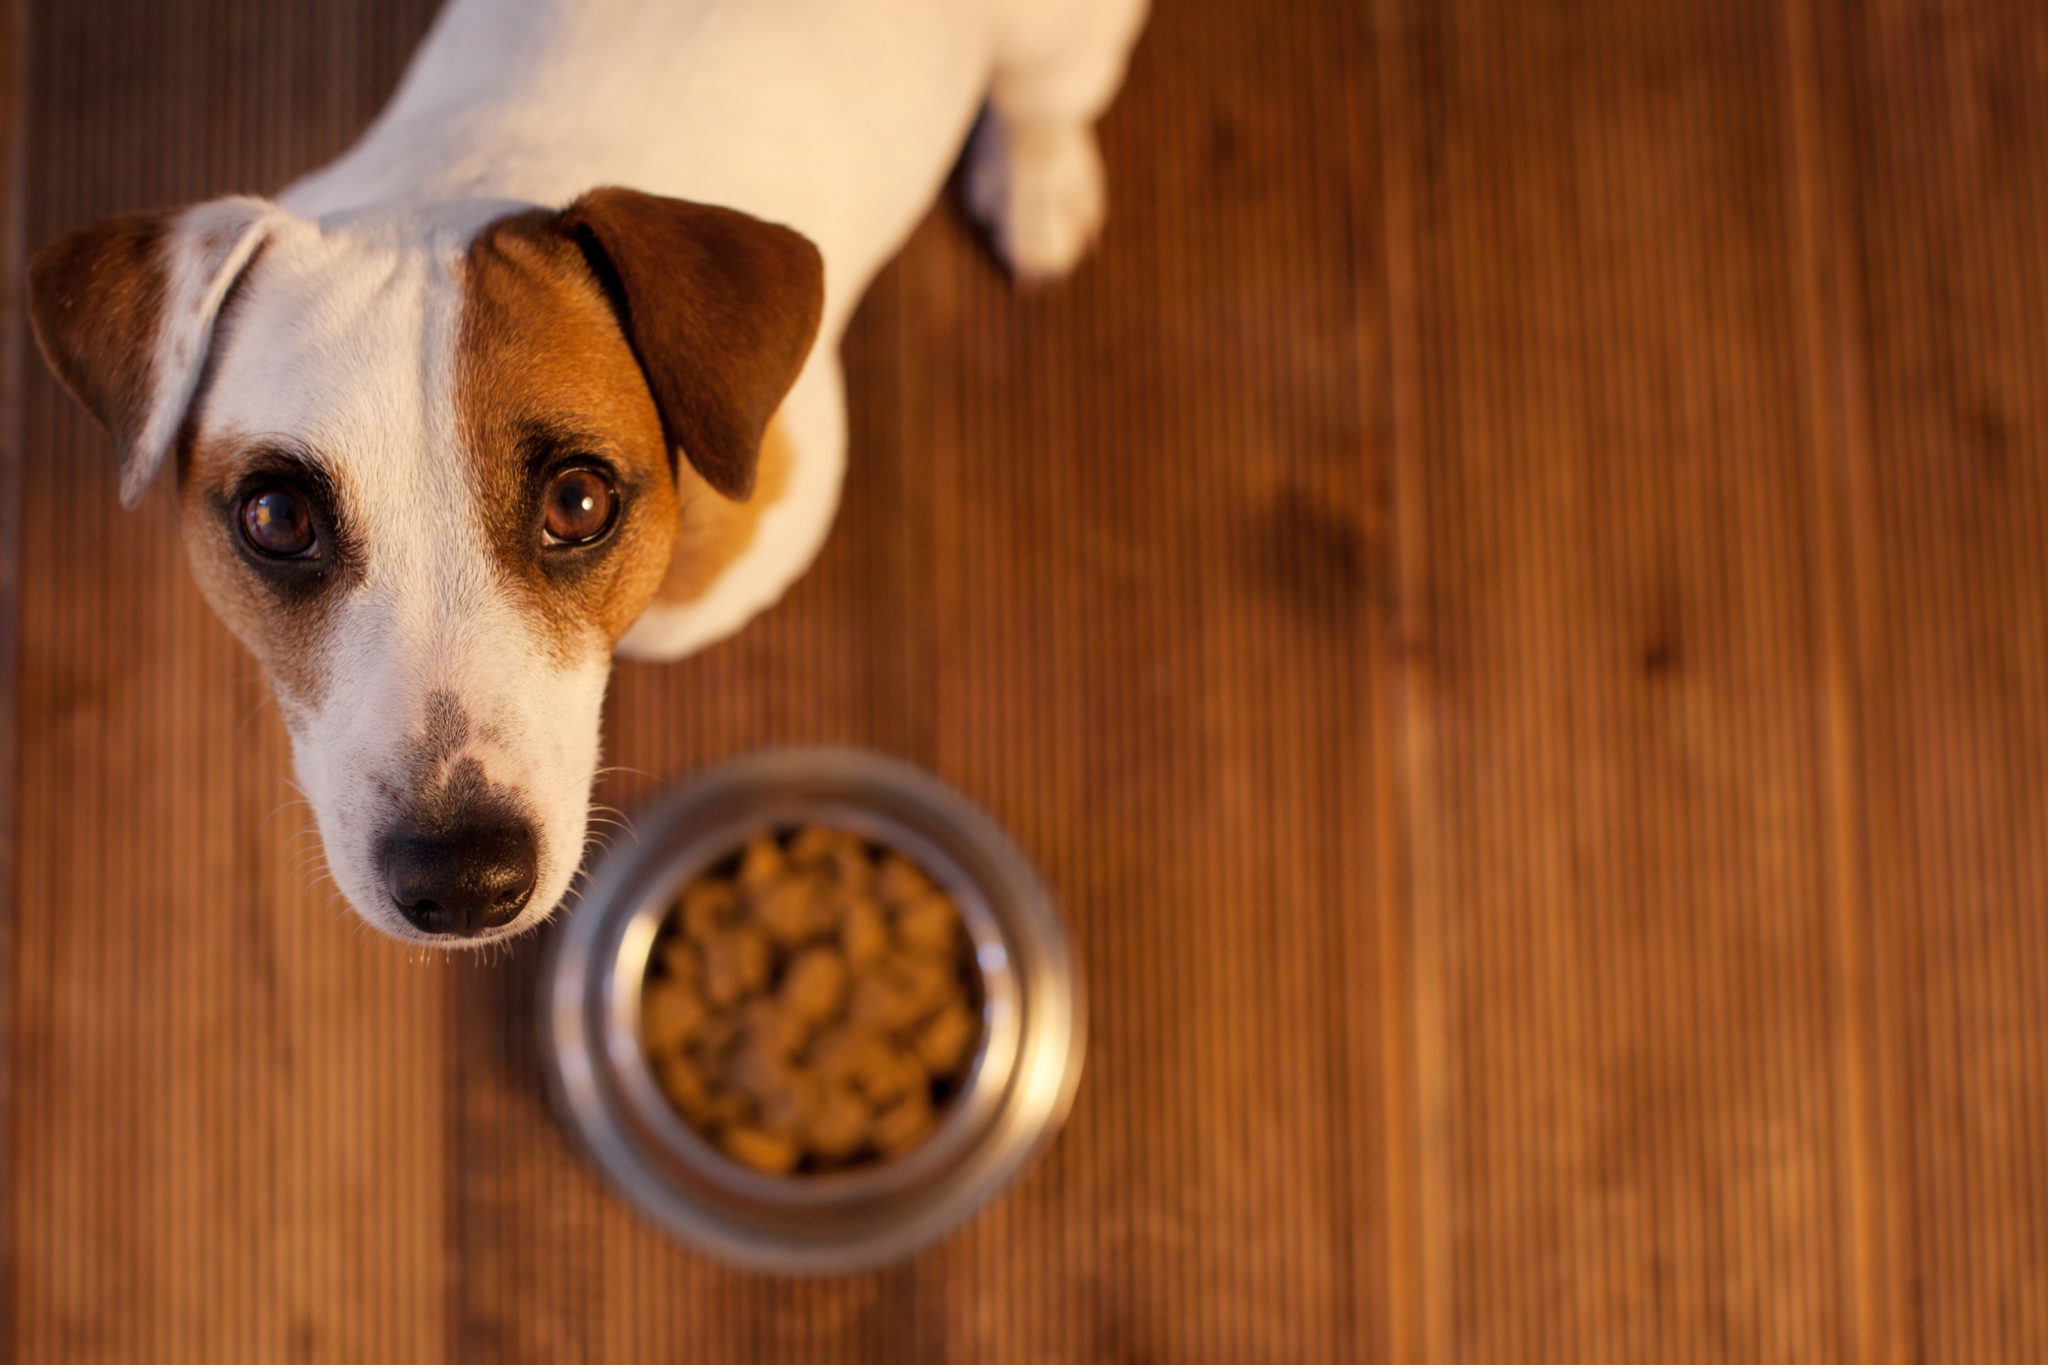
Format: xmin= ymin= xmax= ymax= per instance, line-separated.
xmin=965 ymin=115 xmax=1106 ymax=283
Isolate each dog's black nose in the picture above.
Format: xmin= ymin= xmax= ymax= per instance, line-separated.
xmin=380 ymin=819 xmax=539 ymax=937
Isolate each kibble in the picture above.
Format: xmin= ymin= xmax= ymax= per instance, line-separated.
xmin=780 ymin=947 xmax=850 ymax=1024
xmin=702 ymin=923 xmax=771 ymax=1007
xmin=916 ymin=1002 xmax=978 ymax=1075
xmin=639 ymin=825 xmax=982 ymax=1175
xmin=840 ymin=896 xmax=890 ymax=971
xmin=876 ymin=853 xmax=934 ymax=907
xmin=720 ymin=1125 xmax=801 ymax=1175
xmin=809 ymin=1084 xmax=871 ymax=1161
xmin=755 ymin=874 xmax=831 ymax=946
xmin=896 ymin=891 xmax=963 ymax=958
xmin=654 ymin=1054 xmax=712 ymax=1121
xmin=736 ymin=835 xmax=786 ymax=895
xmin=680 ymin=879 xmax=737 ymax=941
xmin=872 ymin=1090 xmax=936 ymax=1155
xmin=641 ymin=980 xmax=707 ymax=1053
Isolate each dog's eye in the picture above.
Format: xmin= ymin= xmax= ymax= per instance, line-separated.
xmin=240 ymin=486 xmax=317 ymax=558
xmin=543 ymin=467 xmax=619 ymax=546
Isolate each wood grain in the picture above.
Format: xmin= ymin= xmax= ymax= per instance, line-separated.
xmin=1381 ymin=0 xmax=1856 ymax=1358
xmin=1804 ymin=0 xmax=2048 ymax=1358
xmin=3 ymin=0 xmax=2043 ymax=1360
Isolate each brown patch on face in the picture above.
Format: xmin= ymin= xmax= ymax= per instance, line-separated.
xmin=458 ymin=211 xmax=682 ymax=656
xmin=178 ymin=425 xmax=363 ymax=714
xmin=653 ymin=416 xmax=795 ymax=607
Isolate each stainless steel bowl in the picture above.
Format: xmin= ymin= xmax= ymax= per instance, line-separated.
xmin=539 ymin=746 xmax=1085 ymax=1273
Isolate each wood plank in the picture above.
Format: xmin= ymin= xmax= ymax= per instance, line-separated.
xmin=7 ymin=1 xmax=449 ymax=1360
xmin=0 ymin=0 xmax=21 ymax=1313
xmin=1808 ymin=0 xmax=2048 ymax=1357
xmin=447 ymin=0 xmax=1394 ymax=1359
xmin=1380 ymin=0 xmax=1859 ymax=1358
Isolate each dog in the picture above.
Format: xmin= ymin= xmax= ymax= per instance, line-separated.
xmin=27 ymin=0 xmax=1147 ymax=945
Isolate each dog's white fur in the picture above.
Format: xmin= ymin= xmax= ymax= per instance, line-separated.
xmin=189 ymin=206 xmax=621 ymax=939
xmin=103 ymin=0 xmax=1145 ymax=943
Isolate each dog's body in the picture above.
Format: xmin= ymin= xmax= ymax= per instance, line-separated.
xmin=29 ymin=0 xmax=1145 ymax=943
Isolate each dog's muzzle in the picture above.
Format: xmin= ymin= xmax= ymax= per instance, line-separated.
xmin=378 ymin=814 xmax=538 ymax=937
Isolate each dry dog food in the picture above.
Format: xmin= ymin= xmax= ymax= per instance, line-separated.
xmin=640 ymin=826 xmax=982 ymax=1175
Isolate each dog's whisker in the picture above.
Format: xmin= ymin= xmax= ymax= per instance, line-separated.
xmin=584 ymin=805 xmax=637 ymax=844
xmin=289 ymin=848 xmax=331 ymax=874
xmin=259 ymin=798 xmax=314 ymax=834
xmin=236 ymin=691 xmax=278 ymax=736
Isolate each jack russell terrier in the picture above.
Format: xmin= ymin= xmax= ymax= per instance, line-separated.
xmin=27 ymin=0 xmax=1147 ymax=945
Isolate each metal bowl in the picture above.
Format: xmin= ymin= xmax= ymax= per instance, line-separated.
xmin=539 ymin=746 xmax=1085 ymax=1273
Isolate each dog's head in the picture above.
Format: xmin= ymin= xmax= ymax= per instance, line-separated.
xmin=27 ymin=190 xmax=822 ymax=944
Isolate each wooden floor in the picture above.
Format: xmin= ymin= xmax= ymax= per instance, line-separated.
xmin=4 ymin=0 xmax=2045 ymax=1360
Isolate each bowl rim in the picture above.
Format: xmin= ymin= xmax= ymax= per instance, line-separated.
xmin=538 ymin=745 xmax=1086 ymax=1274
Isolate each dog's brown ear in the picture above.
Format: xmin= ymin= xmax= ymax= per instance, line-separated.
xmin=28 ymin=197 xmax=274 ymax=507
xmin=556 ymin=187 xmax=823 ymax=502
